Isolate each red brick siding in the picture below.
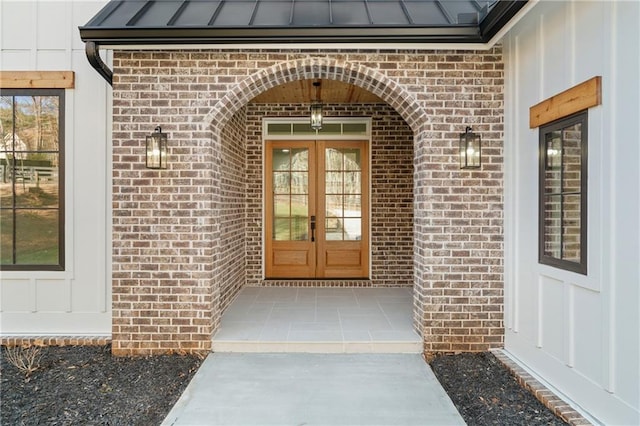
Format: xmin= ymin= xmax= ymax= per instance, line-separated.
xmin=110 ymin=49 xmax=504 ymax=354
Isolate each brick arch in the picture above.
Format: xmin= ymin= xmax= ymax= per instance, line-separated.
xmin=203 ymin=57 xmax=427 ymax=133
xmin=206 ymin=57 xmax=431 ymax=344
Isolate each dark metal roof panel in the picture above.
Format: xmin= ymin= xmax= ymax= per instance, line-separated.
xmin=79 ymin=0 xmax=528 ymax=45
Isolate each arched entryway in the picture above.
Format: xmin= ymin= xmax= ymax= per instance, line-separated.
xmin=204 ymin=58 xmax=430 ymax=347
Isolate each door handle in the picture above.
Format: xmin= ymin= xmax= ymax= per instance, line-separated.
xmin=310 ymin=215 xmax=316 ymax=242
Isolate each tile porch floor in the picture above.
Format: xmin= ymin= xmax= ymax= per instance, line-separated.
xmin=212 ymin=287 xmax=422 ymax=353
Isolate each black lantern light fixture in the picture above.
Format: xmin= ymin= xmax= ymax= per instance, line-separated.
xmin=310 ymin=81 xmax=323 ymax=130
xmin=146 ymin=126 xmax=167 ymax=169
xmin=459 ymin=126 xmax=481 ymax=169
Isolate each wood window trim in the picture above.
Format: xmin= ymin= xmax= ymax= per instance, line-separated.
xmin=529 ymin=76 xmax=601 ymax=129
xmin=0 ymin=71 xmax=75 ymax=89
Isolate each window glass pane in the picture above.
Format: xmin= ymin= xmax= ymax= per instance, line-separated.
xmin=292 ymin=123 xmax=315 ymax=135
xmin=562 ymin=194 xmax=581 ymax=262
xmin=15 ymin=209 xmax=59 ymax=265
xmin=343 ymin=123 xmax=367 ymax=135
xmin=317 ymin=123 xmax=341 ymax=135
xmin=0 ymin=209 xmax=13 ymax=264
xmin=543 ymin=194 xmax=562 ymax=258
xmin=545 ymin=131 xmax=562 ymax=175
xmin=268 ymin=123 xmax=291 ymax=135
xmin=15 ymin=159 xmax=59 ymax=209
xmin=0 ymin=175 xmax=11 ymax=207
xmin=562 ymin=123 xmax=582 ymax=193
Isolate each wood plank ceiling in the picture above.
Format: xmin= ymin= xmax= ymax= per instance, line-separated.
xmin=249 ymin=79 xmax=384 ymax=104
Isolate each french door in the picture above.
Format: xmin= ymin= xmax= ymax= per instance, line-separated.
xmin=265 ymin=140 xmax=369 ymax=278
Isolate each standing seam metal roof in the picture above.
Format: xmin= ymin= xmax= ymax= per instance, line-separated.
xmin=79 ymin=0 xmax=528 ymax=45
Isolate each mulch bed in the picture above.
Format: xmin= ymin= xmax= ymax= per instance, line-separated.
xmin=1 ymin=345 xmax=202 ymax=426
xmin=430 ymin=352 xmax=567 ymax=425
xmin=2 ymin=346 xmax=566 ymax=425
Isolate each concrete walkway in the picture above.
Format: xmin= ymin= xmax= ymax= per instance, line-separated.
xmin=162 ymin=353 xmax=465 ymax=426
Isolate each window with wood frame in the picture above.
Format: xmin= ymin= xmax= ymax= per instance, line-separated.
xmin=538 ymin=111 xmax=587 ymax=274
xmin=0 ymin=89 xmax=65 ymax=270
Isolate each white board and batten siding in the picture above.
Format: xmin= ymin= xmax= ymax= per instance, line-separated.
xmin=503 ymin=1 xmax=639 ymax=424
xmin=0 ymin=1 xmax=111 ymax=336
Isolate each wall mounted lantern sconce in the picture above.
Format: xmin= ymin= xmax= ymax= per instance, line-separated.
xmin=310 ymin=81 xmax=323 ymax=130
xmin=146 ymin=126 xmax=167 ymax=169
xmin=459 ymin=126 xmax=481 ymax=169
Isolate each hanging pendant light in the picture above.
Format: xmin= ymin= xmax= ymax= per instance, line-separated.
xmin=310 ymin=81 xmax=323 ymax=130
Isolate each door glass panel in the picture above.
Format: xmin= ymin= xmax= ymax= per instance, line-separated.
xmin=344 ymin=171 xmax=361 ymax=195
xmin=290 ymin=172 xmax=308 ymax=194
xmin=344 ymin=195 xmax=361 ymax=217
xmin=325 ymin=172 xmax=342 ymax=194
xmin=325 ymin=195 xmax=342 ymax=218
xmin=343 ymin=218 xmax=362 ymax=241
xmin=272 ymin=148 xmax=290 ymax=169
xmin=291 ymin=148 xmax=309 ymax=170
xmin=325 ymin=217 xmax=343 ymax=240
xmin=271 ymin=146 xmax=310 ymax=242
xmin=324 ymin=146 xmax=363 ymax=241
xmin=343 ymin=149 xmax=361 ymax=171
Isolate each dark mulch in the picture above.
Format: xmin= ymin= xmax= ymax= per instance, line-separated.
xmin=1 ymin=345 xmax=202 ymax=426
xmin=2 ymin=346 xmax=566 ymax=426
xmin=430 ymin=352 xmax=567 ymax=425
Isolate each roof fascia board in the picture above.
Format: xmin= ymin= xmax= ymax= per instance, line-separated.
xmin=97 ymin=42 xmax=495 ymax=51
xmin=484 ymin=0 xmax=539 ymax=47
xmin=79 ymin=26 xmax=483 ymax=45
xmin=479 ymin=0 xmax=530 ymax=41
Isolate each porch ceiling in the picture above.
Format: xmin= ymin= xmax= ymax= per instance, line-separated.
xmin=249 ymin=79 xmax=384 ymax=104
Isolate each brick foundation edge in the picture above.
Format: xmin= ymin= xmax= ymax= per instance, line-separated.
xmin=1 ymin=336 xmax=112 ymax=347
xmin=491 ymin=349 xmax=593 ymax=426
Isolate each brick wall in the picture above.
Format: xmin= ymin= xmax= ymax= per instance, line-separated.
xmin=111 ymin=49 xmax=504 ymax=354
xmin=245 ymin=103 xmax=414 ymax=288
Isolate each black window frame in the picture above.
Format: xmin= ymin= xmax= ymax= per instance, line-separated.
xmin=0 ymin=88 xmax=65 ymax=271
xmin=538 ymin=110 xmax=587 ymax=275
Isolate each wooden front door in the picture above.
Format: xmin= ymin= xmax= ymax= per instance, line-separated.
xmin=265 ymin=140 xmax=369 ymax=279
